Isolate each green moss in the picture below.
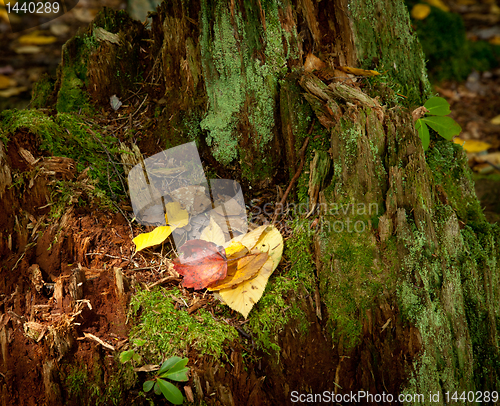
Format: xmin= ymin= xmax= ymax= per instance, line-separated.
xmin=31 ymin=74 xmax=55 ymax=109
xmin=129 ymin=287 xmax=238 ymax=362
xmin=396 ymin=205 xmax=500 ymax=397
xmin=55 ymin=33 xmax=95 ymax=114
xmin=64 ymin=365 xmax=88 ymax=399
xmin=426 ymin=140 xmax=484 ymax=223
xmin=0 ymin=109 xmax=125 ymax=197
xmin=56 ymin=67 xmax=91 ymax=114
xmin=349 ymin=0 xmax=431 ymax=104
xmin=62 ymin=359 xmax=135 ymax=406
xmin=319 ymin=219 xmax=384 ymax=350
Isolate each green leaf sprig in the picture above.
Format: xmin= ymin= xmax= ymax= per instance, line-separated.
xmin=416 ymin=97 xmax=462 ymax=150
xmin=143 ymin=356 xmax=189 ymax=405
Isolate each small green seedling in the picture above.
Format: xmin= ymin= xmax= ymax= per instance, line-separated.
xmin=143 ymin=356 xmax=189 ymax=405
xmin=415 ymin=97 xmax=462 ymax=150
xmin=119 ymin=338 xmax=146 ymax=364
xmin=119 ymin=340 xmax=189 ymax=405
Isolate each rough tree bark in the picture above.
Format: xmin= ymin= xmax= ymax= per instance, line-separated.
xmin=5 ymin=0 xmax=500 ymax=404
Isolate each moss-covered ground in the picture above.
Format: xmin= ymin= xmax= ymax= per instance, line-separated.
xmin=0 ymin=109 xmax=125 ymax=198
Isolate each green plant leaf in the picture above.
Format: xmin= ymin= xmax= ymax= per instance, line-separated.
xmin=134 ymin=338 xmax=147 ymax=347
xmin=143 ymin=380 xmax=155 ymax=393
xmin=166 ymin=358 xmax=189 ymax=375
xmin=423 ymin=97 xmax=451 ymax=116
xmin=160 ymin=367 xmax=189 ymax=382
xmin=158 ymin=356 xmax=183 ymax=375
xmin=132 ymin=352 xmax=142 ymax=363
xmin=153 ymin=382 xmax=161 ymax=395
xmin=119 ymin=350 xmax=135 ymax=364
xmin=421 ymin=116 xmax=462 ymax=140
xmin=157 ymin=378 xmax=184 ymax=405
xmin=416 ymin=119 xmax=430 ymax=150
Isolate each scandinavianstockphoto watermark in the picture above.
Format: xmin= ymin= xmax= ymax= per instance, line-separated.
xmin=249 ymin=201 xmax=380 ymax=233
xmin=290 ymin=390 xmax=499 ymax=403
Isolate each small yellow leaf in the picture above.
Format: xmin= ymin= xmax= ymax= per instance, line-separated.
xmin=0 ymin=74 xmax=15 ymax=89
xmin=217 ymin=257 xmax=274 ymax=318
xmin=208 ymin=251 xmax=269 ymax=291
xmin=0 ymin=86 xmax=28 ymax=97
xmin=411 ymin=3 xmax=431 ymax=19
xmin=453 ymin=138 xmax=491 ymax=153
xmin=132 ymin=226 xmax=174 ymax=253
xmin=133 ymin=202 xmax=188 ymax=253
xmin=165 ymin=201 xmax=189 ymax=228
xmin=489 ymin=36 xmax=500 ymax=46
xmin=490 ymin=114 xmax=500 ymax=125
xmin=200 ymin=217 xmax=226 ymax=246
xmin=337 ymin=66 xmax=380 ymax=77
xmin=19 ymin=32 xmax=57 ymax=45
xmin=424 ymin=0 xmax=449 ymax=12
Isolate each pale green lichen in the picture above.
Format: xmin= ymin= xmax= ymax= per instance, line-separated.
xmin=199 ymin=0 xmax=293 ymax=167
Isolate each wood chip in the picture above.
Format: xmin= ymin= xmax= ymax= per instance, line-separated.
xmin=133 ymin=364 xmax=159 ymax=372
xmin=81 ymin=332 xmax=115 ymax=351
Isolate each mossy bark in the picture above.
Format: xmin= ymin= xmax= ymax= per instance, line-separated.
xmin=26 ymin=0 xmax=500 ymax=404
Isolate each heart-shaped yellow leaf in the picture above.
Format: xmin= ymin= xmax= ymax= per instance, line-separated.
xmin=217 ymin=257 xmax=275 ymax=318
xmin=214 ymin=225 xmax=284 ymax=318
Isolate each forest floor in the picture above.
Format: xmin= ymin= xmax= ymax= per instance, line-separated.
xmin=0 ymin=1 xmax=499 ymax=405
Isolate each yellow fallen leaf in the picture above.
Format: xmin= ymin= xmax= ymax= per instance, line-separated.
xmin=217 ymin=257 xmax=274 ymax=319
xmin=200 ymin=217 xmax=226 ymax=247
xmin=208 ymin=251 xmax=269 ymax=291
xmin=337 ymin=66 xmax=380 ymax=77
xmin=0 ymin=8 xmax=8 ymax=24
xmin=133 ymin=225 xmax=174 ymax=253
xmin=19 ymin=32 xmax=57 ymax=45
xmin=133 ymin=202 xmax=188 ymax=253
xmin=490 ymin=114 xmax=500 ymax=125
xmin=215 ymin=225 xmax=284 ymax=318
xmin=424 ymin=0 xmax=449 ymax=12
xmin=0 ymin=74 xmax=15 ymax=89
xmin=411 ymin=3 xmax=431 ymax=19
xmin=15 ymin=46 xmax=42 ymax=54
xmin=453 ymin=138 xmax=491 ymax=153
xmin=489 ymin=36 xmax=500 ymax=46
xmin=0 ymin=86 xmax=27 ymax=97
